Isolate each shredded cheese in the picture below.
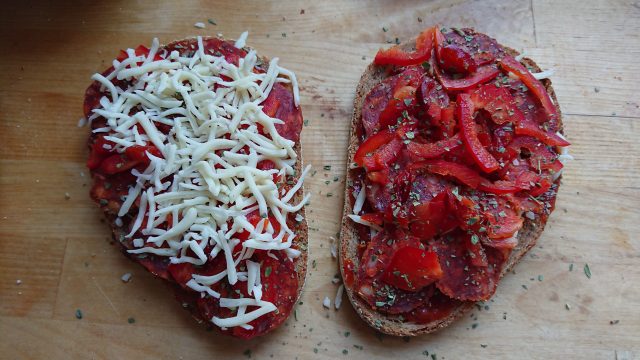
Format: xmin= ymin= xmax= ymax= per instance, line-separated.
xmin=89 ymin=32 xmax=308 ymax=330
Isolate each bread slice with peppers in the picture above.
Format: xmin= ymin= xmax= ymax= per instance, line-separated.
xmin=340 ymin=25 xmax=571 ymax=336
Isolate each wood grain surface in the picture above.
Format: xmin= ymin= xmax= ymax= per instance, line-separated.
xmin=1 ymin=0 xmax=639 ymax=359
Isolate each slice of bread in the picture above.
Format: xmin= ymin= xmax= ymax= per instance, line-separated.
xmin=339 ymin=30 xmax=563 ymax=336
xmin=87 ymin=37 xmax=308 ymax=337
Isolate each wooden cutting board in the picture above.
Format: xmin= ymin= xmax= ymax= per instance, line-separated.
xmin=1 ymin=0 xmax=639 ymax=359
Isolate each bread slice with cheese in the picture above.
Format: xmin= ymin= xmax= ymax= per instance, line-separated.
xmin=85 ymin=33 xmax=309 ymax=338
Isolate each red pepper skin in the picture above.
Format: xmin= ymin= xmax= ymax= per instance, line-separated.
xmin=515 ymin=118 xmax=570 ymax=147
xmin=378 ymin=67 xmax=423 ymax=129
xmin=409 ymin=191 xmax=457 ymax=239
xmin=439 ymin=45 xmax=478 ymax=75
xmin=407 ymin=133 xmax=462 ymax=160
xmin=382 ymin=247 xmax=443 ymax=292
xmin=378 ymin=85 xmax=417 ymax=129
xmin=374 ymin=27 xmax=435 ymax=66
xmin=434 ymin=64 xmax=500 ymax=92
xmin=470 ymin=83 xmax=526 ymax=125
xmin=362 ymin=138 xmax=403 ymax=172
xmin=87 ymin=136 xmax=115 ymax=170
xmin=354 ymin=129 xmax=395 ymax=167
xmin=499 ymin=56 xmax=559 ymax=122
xmin=360 ymin=213 xmax=384 ymax=226
xmin=409 ymin=159 xmax=483 ymax=189
xmin=457 ymin=94 xmax=500 ymax=173
xmin=367 ymin=170 xmax=389 ymax=185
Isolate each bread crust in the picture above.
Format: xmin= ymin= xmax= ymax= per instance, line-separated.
xmin=88 ymin=37 xmax=308 ymax=336
xmin=339 ymin=31 xmax=563 ymax=336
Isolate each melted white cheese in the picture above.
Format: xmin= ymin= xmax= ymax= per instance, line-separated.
xmin=89 ymin=32 xmax=308 ymax=330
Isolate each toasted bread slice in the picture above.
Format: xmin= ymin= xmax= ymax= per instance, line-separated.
xmin=87 ymin=36 xmax=308 ymax=338
xmin=340 ymin=30 xmax=563 ymax=336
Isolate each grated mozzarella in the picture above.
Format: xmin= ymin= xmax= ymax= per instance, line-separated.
xmin=334 ymin=284 xmax=344 ymax=310
xmin=88 ymin=32 xmax=308 ymax=330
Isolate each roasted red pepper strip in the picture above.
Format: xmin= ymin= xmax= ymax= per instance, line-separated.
xmin=410 ymin=159 xmax=483 ymax=188
xmin=362 ymin=138 xmax=403 ymax=171
xmin=378 ymin=85 xmax=417 ymax=129
xmin=407 ymin=133 xmax=462 ymax=160
xmin=374 ymin=27 xmax=435 ymax=66
xmin=499 ymin=56 xmax=559 ymax=123
xmin=354 ymin=129 xmax=395 ymax=166
xmin=434 ymin=64 xmax=500 ymax=92
xmin=478 ymin=180 xmax=521 ymax=194
xmin=360 ymin=213 xmax=384 ymax=226
xmin=434 ymin=27 xmax=499 ymax=91
xmin=515 ymin=118 xmax=570 ymax=147
xmin=457 ymin=94 xmax=500 ymax=173
xmin=382 ymin=247 xmax=443 ymax=292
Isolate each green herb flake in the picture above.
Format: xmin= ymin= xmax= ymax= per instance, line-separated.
xmin=127 ymin=317 xmax=136 ymax=324
xmin=75 ymin=309 xmax=83 ymax=319
xmin=353 ymin=345 xmax=364 ymax=350
xmin=538 ymin=275 xmax=544 ymax=281
xmin=403 ymin=98 xmax=412 ymax=106
xmin=342 ymin=349 xmax=348 ymax=355
xmin=313 ymin=348 xmax=318 ymax=354
xmin=207 ymin=18 xmax=217 ymax=25
xmin=405 ymin=131 xmax=415 ymax=139
xmin=312 ymin=260 xmax=317 ymax=269
xmin=243 ymin=349 xmax=252 ymax=358
xmin=265 ymin=266 xmax=272 ymax=277
xmin=421 ymin=61 xmax=431 ymax=71
xmin=382 ymin=26 xmax=388 ymax=32
xmin=565 ymin=303 xmax=571 ymax=310
xmin=323 ymin=165 xmax=331 ymax=171
xmin=569 ymin=263 xmax=574 ymax=271
xmin=584 ymin=263 xmax=591 ymax=279
xmin=326 ymin=192 xmax=333 ymax=197
xmin=470 ymin=234 xmax=479 ymax=245
xmin=304 ymin=119 xmax=310 ymax=126
xmin=344 ymin=331 xmax=350 ymax=337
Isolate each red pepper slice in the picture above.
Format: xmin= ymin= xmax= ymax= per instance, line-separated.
xmin=515 ymin=117 xmax=570 ymax=147
xmin=354 ymin=129 xmax=395 ymax=167
xmin=374 ymin=27 xmax=435 ymax=66
xmin=499 ymin=56 xmax=559 ymax=123
xmin=507 ymin=136 xmax=563 ymax=172
xmin=378 ymin=67 xmax=423 ymax=129
xmin=367 ymin=169 xmax=389 ymax=185
xmin=409 ymin=159 xmax=483 ymax=188
xmin=407 ymin=133 xmax=462 ymax=160
xmin=382 ymin=247 xmax=443 ymax=292
xmin=124 ymin=145 xmax=162 ymax=163
xmin=478 ymin=180 xmax=521 ymax=194
xmin=362 ymin=137 xmax=403 ymax=171
xmin=457 ymin=94 xmax=500 ymax=173
xmin=434 ymin=64 xmax=500 ymax=92
xmin=378 ymin=85 xmax=417 ymax=128
xmin=470 ymin=83 xmax=526 ymax=125
xmin=87 ymin=135 xmax=115 ymax=170
xmin=409 ymin=191 xmax=457 ymax=239
xmin=360 ymin=213 xmax=384 ymax=226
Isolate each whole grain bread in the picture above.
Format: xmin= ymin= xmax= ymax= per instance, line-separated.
xmin=89 ymin=37 xmax=308 ymax=335
xmin=339 ymin=31 xmax=563 ymax=336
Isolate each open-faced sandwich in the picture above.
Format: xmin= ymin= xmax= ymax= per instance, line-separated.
xmin=340 ymin=25 xmax=571 ymax=336
xmin=84 ymin=32 xmax=309 ymax=339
